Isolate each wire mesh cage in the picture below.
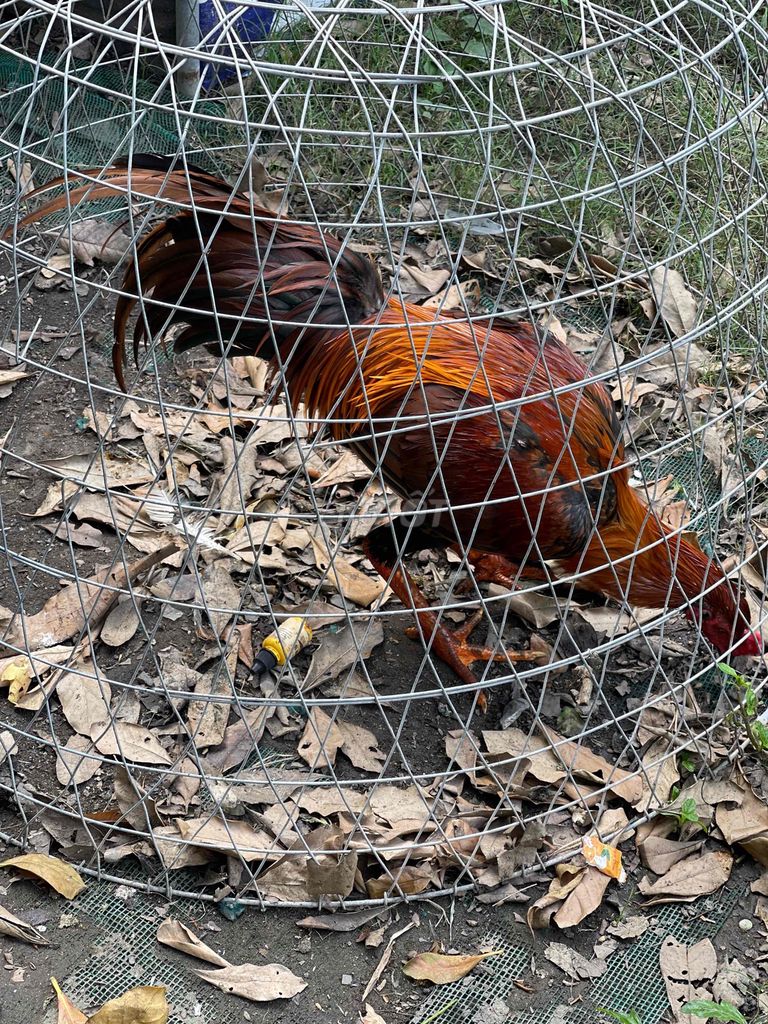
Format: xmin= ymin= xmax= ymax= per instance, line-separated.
xmin=0 ymin=0 xmax=767 ymax=911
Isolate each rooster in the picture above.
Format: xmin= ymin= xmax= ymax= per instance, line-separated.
xmin=13 ymin=157 xmax=762 ymax=691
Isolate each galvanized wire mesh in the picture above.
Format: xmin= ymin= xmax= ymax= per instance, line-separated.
xmin=0 ymin=0 xmax=767 ymax=911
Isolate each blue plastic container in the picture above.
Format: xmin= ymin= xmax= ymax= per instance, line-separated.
xmin=198 ymin=1 xmax=279 ymax=90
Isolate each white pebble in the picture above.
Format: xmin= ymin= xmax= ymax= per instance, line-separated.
xmin=739 ymin=919 xmax=754 ymax=931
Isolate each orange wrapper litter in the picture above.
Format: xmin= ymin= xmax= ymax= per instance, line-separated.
xmin=582 ymin=831 xmax=625 ymax=882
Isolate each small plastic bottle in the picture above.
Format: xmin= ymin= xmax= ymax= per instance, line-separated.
xmin=250 ymin=616 xmax=313 ymax=679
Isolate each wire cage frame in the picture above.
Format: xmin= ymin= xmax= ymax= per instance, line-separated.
xmin=0 ymin=0 xmax=766 ymax=911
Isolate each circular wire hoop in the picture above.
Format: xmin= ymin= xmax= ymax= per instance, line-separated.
xmin=0 ymin=0 xmax=767 ymax=908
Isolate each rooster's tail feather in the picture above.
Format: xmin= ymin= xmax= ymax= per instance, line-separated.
xmin=11 ymin=155 xmax=385 ymax=388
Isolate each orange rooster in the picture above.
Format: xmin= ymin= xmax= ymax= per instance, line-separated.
xmin=14 ymin=157 xmax=762 ymax=687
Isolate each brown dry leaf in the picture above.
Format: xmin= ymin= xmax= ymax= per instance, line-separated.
xmin=715 ymin=777 xmax=768 ymax=854
xmin=544 ymin=942 xmax=607 ymax=980
xmin=639 ymin=849 xmax=732 ymax=905
xmin=310 ymin=534 xmax=386 ymax=608
xmin=402 ymin=950 xmax=500 ymax=985
xmin=296 ymin=908 xmax=383 ymax=932
xmin=367 ymin=866 xmax=436 ymax=900
xmin=203 ymin=707 xmax=269 ymax=775
xmin=257 ymin=827 xmax=357 ymax=902
xmin=215 ymin=435 xmax=259 ymax=527
xmin=423 ymin=278 xmax=480 ymax=311
xmin=553 ymin=867 xmax=611 ymax=928
xmin=752 ymin=872 xmax=768 ymax=896
xmin=0 ymin=853 xmax=85 ymax=898
xmin=302 ymin=619 xmax=384 ymax=692
xmin=195 ymin=963 xmax=306 ymax=1002
xmin=337 ymin=719 xmax=386 ymax=774
xmin=314 ymin=451 xmax=371 ymax=489
xmin=541 ymin=727 xmax=644 ymax=806
xmin=649 ymin=267 xmax=698 ymax=338
xmin=362 ymin=917 xmax=418 ymax=1002
xmin=7 ymin=158 xmax=34 ymax=196
xmin=0 ymin=368 xmax=30 ymax=391
xmin=638 ymin=832 xmax=705 ymax=875
xmin=151 ymin=825 xmax=215 ymax=871
xmin=610 ymin=379 xmax=659 ymax=406
xmin=176 ymin=816 xmax=272 ymax=863
xmin=482 ymin=729 xmax=565 ymax=785
xmin=6 ymin=543 xmax=176 ymax=649
xmin=201 ymin=561 xmax=240 ymax=637
xmin=515 ymin=255 xmax=563 ymax=276
xmin=100 ymin=600 xmax=141 ymax=647
xmin=114 ymin=766 xmax=160 ymax=832
xmin=0 ymin=904 xmax=49 ymax=946
xmin=38 ymin=452 xmax=156 ymax=491
xmin=55 ymin=735 xmax=101 ymax=787
xmin=156 ymin=919 xmax=231 ymax=967
xmin=58 ymin=670 xmax=112 ymax=737
xmin=0 ymin=729 xmax=17 ymax=766
xmin=92 ymin=720 xmax=171 ymax=766
xmin=607 ymin=915 xmax=650 ymax=941
xmin=635 ymin=737 xmax=680 ymax=813
xmin=57 ymin=218 xmax=131 ymax=266
xmin=398 ymin=264 xmax=451 ymax=298
xmin=249 ymin=159 xmax=287 ymax=216
xmin=659 ymin=935 xmax=716 ymax=1023
xmin=503 ymin=590 xmax=561 ymax=629
xmin=186 ymin=665 xmax=231 ymax=750
xmin=526 ymin=864 xmax=585 ymax=930
xmin=298 ymin=707 xmax=344 ymax=770
xmin=87 ymin=986 xmax=168 ymax=1024
xmin=45 ymin=521 xmax=105 ymax=549
xmin=51 ymin=978 xmax=86 ymax=1023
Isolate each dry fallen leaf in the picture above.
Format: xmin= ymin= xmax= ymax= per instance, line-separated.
xmin=0 ymin=853 xmax=85 ymax=898
xmin=659 ymin=935 xmax=716 ymax=1023
xmin=57 ymin=218 xmax=132 ymax=266
xmin=58 ymin=671 xmax=112 ymax=737
xmin=607 ymin=915 xmax=650 ymax=941
xmin=648 ymin=266 xmax=698 ymax=338
xmin=51 ymin=977 xmax=87 ymax=1023
xmin=401 ymin=950 xmax=500 ymax=985
xmin=297 ymin=908 xmax=383 ymax=932
xmin=302 ymin=619 xmax=384 ymax=692
xmin=55 ymin=735 xmax=101 ymax=788
xmin=298 ymin=707 xmax=344 ymax=770
xmin=0 ymin=729 xmax=18 ymax=766
xmin=195 ymin=963 xmax=306 ymax=1002
xmin=91 ymin=721 xmax=172 ymax=767
xmin=87 ymin=985 xmax=169 ymax=1024
xmin=310 ymin=534 xmax=386 ymax=608
xmin=639 ymin=849 xmax=732 ymax=904
xmin=553 ymin=867 xmax=611 ymax=928
xmin=526 ymin=865 xmax=585 ymax=930
xmin=0 ymin=904 xmax=49 ymax=945
xmin=7 ymin=158 xmax=34 ymax=196
xmin=544 ymin=941 xmax=607 ymax=980
xmin=6 ymin=543 xmax=176 ymax=649
xmin=100 ymin=600 xmax=142 ymax=647
xmin=156 ymin=919 xmax=231 ymax=967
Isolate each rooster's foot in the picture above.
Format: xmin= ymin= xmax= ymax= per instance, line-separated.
xmin=405 ymin=610 xmax=535 ymax=713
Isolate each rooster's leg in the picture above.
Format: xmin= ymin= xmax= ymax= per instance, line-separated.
xmin=364 ymin=525 xmax=535 ymax=709
xmin=465 ymin=549 xmax=550 ymax=588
